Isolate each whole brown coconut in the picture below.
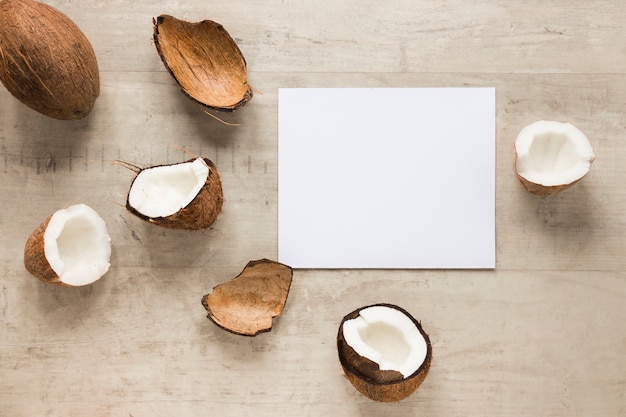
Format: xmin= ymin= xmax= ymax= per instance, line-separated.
xmin=153 ymin=15 xmax=252 ymax=113
xmin=0 ymin=0 xmax=100 ymax=119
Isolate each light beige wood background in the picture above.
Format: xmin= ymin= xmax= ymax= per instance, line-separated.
xmin=1 ymin=1 xmax=625 ymax=416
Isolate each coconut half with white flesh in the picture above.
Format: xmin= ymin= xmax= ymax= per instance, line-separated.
xmin=337 ymin=304 xmax=432 ymax=402
xmin=23 ymin=204 xmax=111 ymax=286
xmin=514 ymin=120 xmax=595 ymax=195
xmin=126 ymin=157 xmax=223 ymax=230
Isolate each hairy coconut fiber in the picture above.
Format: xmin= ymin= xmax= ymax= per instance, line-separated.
xmin=0 ymin=0 xmax=100 ymax=119
xmin=126 ymin=158 xmax=224 ymax=230
xmin=153 ymin=15 xmax=252 ymax=112
xmin=337 ymin=304 xmax=432 ymax=402
xmin=202 ymin=259 xmax=293 ymax=336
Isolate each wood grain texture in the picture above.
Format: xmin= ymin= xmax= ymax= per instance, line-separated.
xmin=1 ymin=1 xmax=625 ymax=416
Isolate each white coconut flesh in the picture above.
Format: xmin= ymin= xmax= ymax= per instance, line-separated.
xmin=43 ymin=204 xmax=111 ymax=286
xmin=128 ymin=157 xmax=209 ymax=218
xmin=342 ymin=306 xmax=428 ymax=378
xmin=515 ymin=121 xmax=595 ymax=186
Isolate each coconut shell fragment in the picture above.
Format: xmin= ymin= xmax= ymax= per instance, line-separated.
xmin=125 ymin=157 xmax=224 ymax=230
xmin=0 ymin=0 xmax=100 ymax=119
xmin=202 ymin=259 xmax=293 ymax=336
xmin=153 ymin=15 xmax=253 ymax=112
xmin=337 ymin=303 xmax=432 ymax=402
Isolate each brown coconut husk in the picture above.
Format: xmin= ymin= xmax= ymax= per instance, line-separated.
xmin=201 ymin=259 xmax=293 ymax=336
xmin=0 ymin=0 xmax=100 ymax=119
xmin=337 ymin=303 xmax=432 ymax=402
xmin=153 ymin=15 xmax=252 ymax=113
xmin=23 ymin=215 xmax=68 ymax=285
xmin=125 ymin=157 xmax=224 ymax=230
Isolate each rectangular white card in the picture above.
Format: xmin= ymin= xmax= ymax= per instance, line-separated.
xmin=278 ymin=87 xmax=495 ymax=269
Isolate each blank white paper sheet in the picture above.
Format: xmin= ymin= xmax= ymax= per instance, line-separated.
xmin=278 ymin=87 xmax=496 ymax=269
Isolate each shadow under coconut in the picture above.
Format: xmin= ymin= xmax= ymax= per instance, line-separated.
xmin=5 ymin=99 xmax=99 ymax=175
xmin=356 ymin=400 xmax=412 ymax=414
xmin=120 ymin=216 xmax=223 ymax=269
xmin=32 ymin=270 xmax=115 ymax=330
xmin=167 ymin=80 xmax=252 ymax=143
xmin=11 ymin=95 xmax=98 ymax=133
xmin=517 ymin=180 xmax=602 ymax=258
xmin=524 ymin=182 xmax=596 ymax=229
xmin=196 ymin=317 xmax=284 ymax=366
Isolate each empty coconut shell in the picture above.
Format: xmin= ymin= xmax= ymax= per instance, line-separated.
xmin=125 ymin=157 xmax=224 ymax=230
xmin=337 ymin=303 xmax=432 ymax=402
xmin=202 ymin=259 xmax=293 ymax=336
xmin=0 ymin=0 xmax=100 ymax=119
xmin=153 ymin=15 xmax=253 ymax=112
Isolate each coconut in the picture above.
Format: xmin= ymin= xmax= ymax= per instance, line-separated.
xmin=0 ymin=0 xmax=100 ymax=119
xmin=125 ymin=157 xmax=223 ymax=230
xmin=514 ymin=120 xmax=596 ymax=195
xmin=153 ymin=15 xmax=252 ymax=113
xmin=337 ymin=303 xmax=432 ymax=402
xmin=23 ymin=204 xmax=111 ymax=286
xmin=201 ymin=259 xmax=293 ymax=336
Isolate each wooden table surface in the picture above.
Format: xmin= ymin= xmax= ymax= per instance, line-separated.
xmin=1 ymin=1 xmax=624 ymax=416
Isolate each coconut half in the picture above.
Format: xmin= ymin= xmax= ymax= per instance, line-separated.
xmin=201 ymin=259 xmax=293 ymax=336
xmin=514 ymin=120 xmax=595 ymax=195
xmin=23 ymin=204 xmax=111 ymax=286
xmin=126 ymin=157 xmax=223 ymax=230
xmin=337 ymin=304 xmax=432 ymax=402
xmin=153 ymin=15 xmax=253 ymax=113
